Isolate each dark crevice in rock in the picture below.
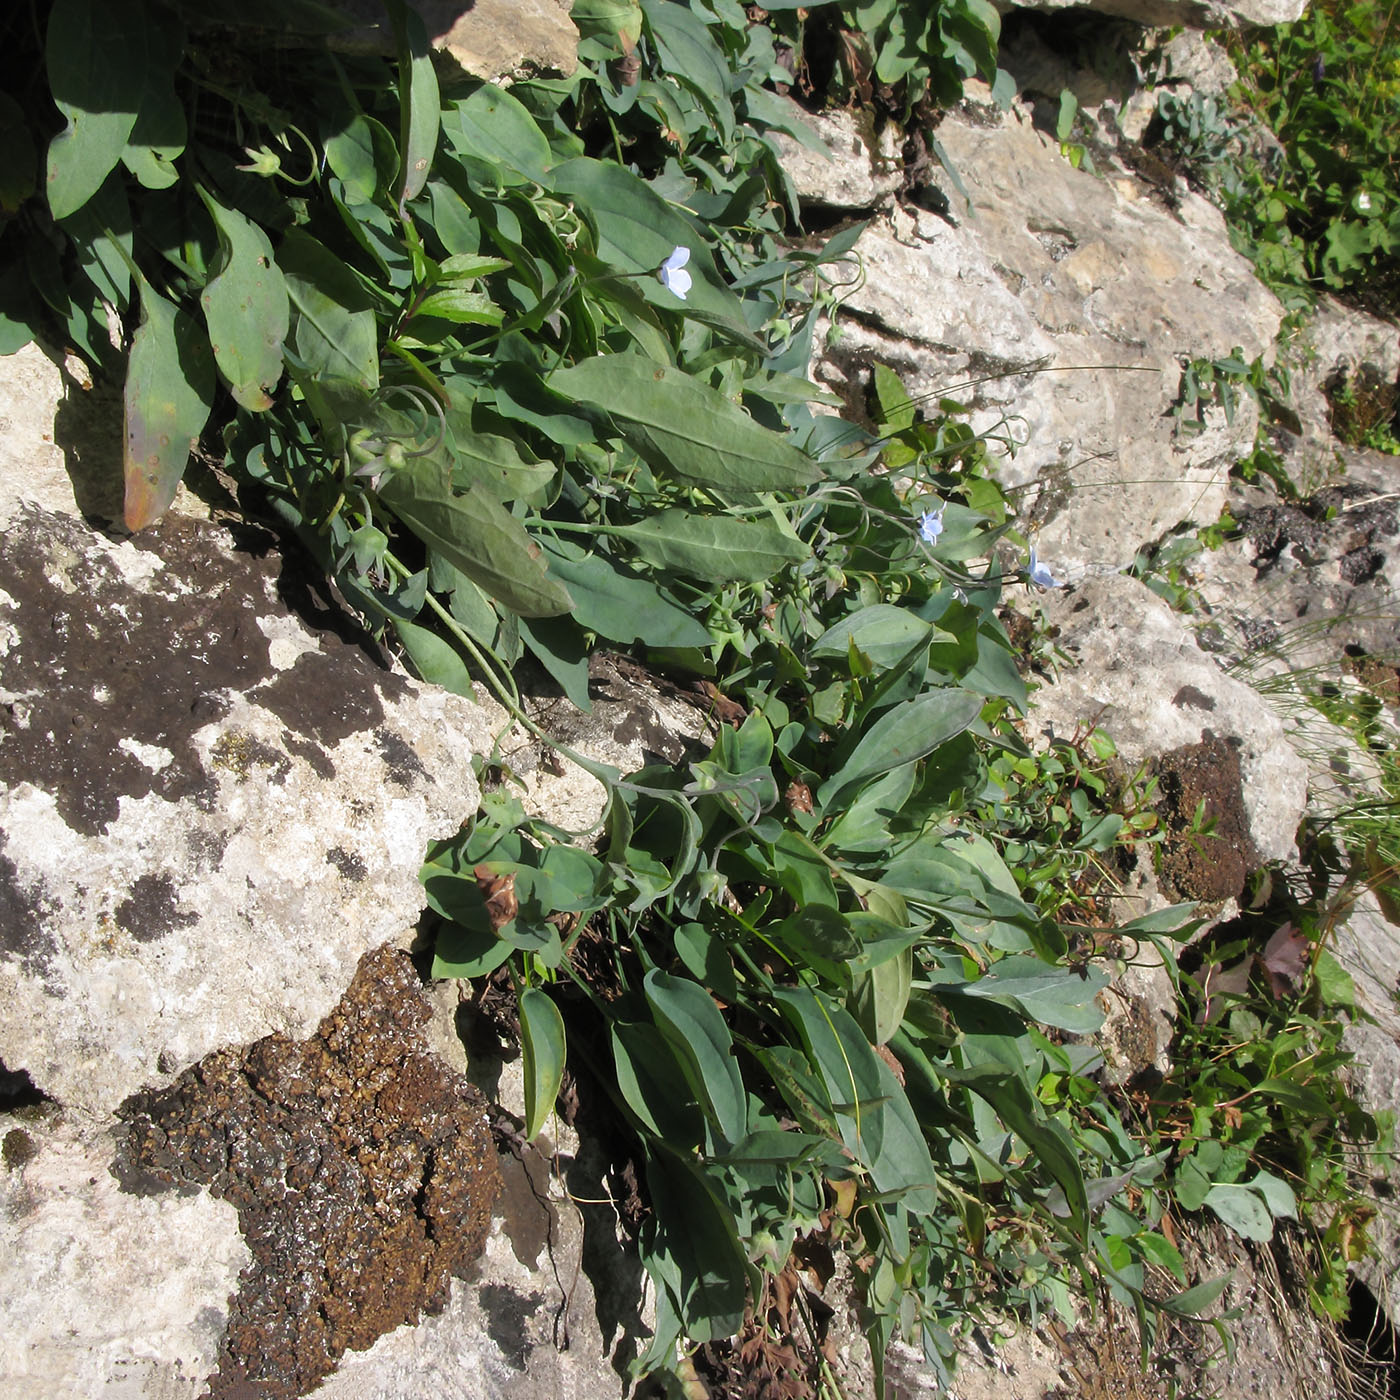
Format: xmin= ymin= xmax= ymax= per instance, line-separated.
xmin=0 ymin=1059 xmax=50 ymax=1112
xmin=111 ymin=946 xmax=501 ymax=1400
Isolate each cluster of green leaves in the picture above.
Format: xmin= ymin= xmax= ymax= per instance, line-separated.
xmin=1142 ymin=900 xmax=1386 ymax=1323
xmin=1153 ymin=0 xmax=1400 ymax=312
xmin=754 ymin=0 xmax=1004 ymax=115
xmin=1 ymin=0 xmax=865 ymax=696
xmin=423 ymin=569 xmax=1214 ymax=1386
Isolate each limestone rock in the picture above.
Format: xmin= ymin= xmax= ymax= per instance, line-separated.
xmin=0 ymin=344 xmax=503 ymax=1119
xmin=326 ymin=0 xmax=578 ymax=83
xmin=0 ymin=1109 xmax=248 ymax=1400
xmin=768 ymin=109 xmax=903 ymax=210
xmin=113 ymin=946 xmax=501 ymax=1400
xmin=816 ymin=93 xmax=1283 ymax=576
xmin=1008 ymin=0 xmax=1305 ymax=33
xmin=1028 ymin=573 xmax=1308 ymax=869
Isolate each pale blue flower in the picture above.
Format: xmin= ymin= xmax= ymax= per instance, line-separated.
xmin=659 ymin=245 xmax=692 ymax=299
xmin=919 ymin=504 xmax=945 ymax=545
xmin=1027 ymin=545 xmax=1063 ymax=589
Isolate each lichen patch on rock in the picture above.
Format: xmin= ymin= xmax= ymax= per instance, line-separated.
xmin=112 ymin=945 xmax=502 ymax=1399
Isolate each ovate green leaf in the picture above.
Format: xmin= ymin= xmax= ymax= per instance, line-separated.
xmin=196 ymin=188 xmax=289 ymax=411
xmin=550 ymin=356 xmax=822 ymax=495
xmin=123 ymin=274 xmax=215 ymax=530
xmin=519 ymin=987 xmax=566 ymax=1141
xmin=46 ymin=0 xmax=148 ymax=219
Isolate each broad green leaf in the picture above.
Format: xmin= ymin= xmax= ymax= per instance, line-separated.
xmin=572 ymin=0 xmax=644 ymax=48
xmin=519 ymin=987 xmax=566 ymax=1141
xmin=614 ymin=509 xmax=809 ymax=582
xmin=324 ymin=113 xmax=396 ymax=204
xmin=443 ymin=84 xmax=553 ymax=184
xmin=391 ymin=616 xmax=477 ymax=698
xmin=613 ymin=1022 xmax=706 ymax=1146
xmin=550 ymin=356 xmax=822 ymax=495
xmin=867 ymin=1050 xmax=939 ymax=1212
xmin=519 ymin=615 xmax=591 ymax=712
xmin=821 ymin=765 xmax=916 ymax=852
xmin=380 ymin=462 xmax=573 ymax=617
xmin=411 ymin=286 xmax=503 ymax=325
xmin=818 ymin=688 xmax=983 ymax=810
xmin=447 ymin=421 xmax=555 ymax=506
xmin=119 ymin=19 xmax=185 ymax=191
xmin=196 ymin=188 xmax=289 ymax=411
xmin=772 ymin=985 xmax=885 ymax=1170
xmin=849 ymin=947 xmax=913 ymax=1046
xmin=813 ymin=605 xmax=941 ymax=673
xmin=644 ymin=1146 xmax=749 ymax=1342
xmin=959 ymin=956 xmax=1108 ymax=1034
xmin=1203 ymin=1183 xmax=1273 ymax=1242
xmin=1247 ymin=1170 xmax=1297 ymax=1221
xmin=123 ymin=274 xmax=215 ymax=531
xmin=385 ymin=0 xmax=439 ymax=212
xmin=431 ymin=921 xmax=513 ymax=979
xmin=1160 ymin=1273 xmax=1232 ymax=1319
xmin=46 ymin=0 xmax=148 ymax=219
xmin=644 ymin=969 xmax=747 ymax=1147
xmin=538 ymin=540 xmax=711 ymax=648
xmin=279 ymin=229 xmax=380 ymax=389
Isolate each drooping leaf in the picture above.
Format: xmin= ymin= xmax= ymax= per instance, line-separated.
xmin=538 ymin=539 xmax=711 ymax=648
xmin=379 ymin=462 xmax=573 ymax=617
xmin=46 ymin=0 xmax=149 ymax=220
xmin=519 ymin=987 xmax=566 ymax=1141
xmin=1203 ymin=1183 xmax=1274 ymax=1242
xmin=196 ymin=188 xmax=289 ymax=411
xmin=384 ymin=0 xmax=439 ymax=213
xmin=819 ymin=688 xmax=983 ymax=810
xmin=550 ymin=356 xmax=822 ymax=495
xmin=120 ymin=18 xmax=185 ymax=190
xmin=278 ymin=228 xmax=381 ymax=389
xmin=123 ymin=273 xmax=215 ymax=531
xmin=644 ymin=969 xmax=748 ymax=1148
xmin=615 ymin=509 xmax=809 ymax=582
xmin=644 ymin=1146 xmax=749 ymax=1342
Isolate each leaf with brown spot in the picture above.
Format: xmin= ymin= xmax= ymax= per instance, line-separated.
xmin=474 ymin=864 xmax=518 ymax=931
xmin=123 ymin=271 xmax=214 ymax=530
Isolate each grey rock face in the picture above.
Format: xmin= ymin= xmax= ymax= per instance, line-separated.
xmin=0 ymin=495 xmax=497 ymax=1118
xmin=815 ymin=90 xmax=1283 ymax=577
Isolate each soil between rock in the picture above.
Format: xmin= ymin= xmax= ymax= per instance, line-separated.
xmin=111 ymin=945 xmax=502 ymax=1399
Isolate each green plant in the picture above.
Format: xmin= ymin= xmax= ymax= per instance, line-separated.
xmin=3 ymin=0 xmax=1388 ymax=1388
xmin=1152 ymin=0 xmax=1400 ymax=312
xmin=1138 ymin=893 xmax=1385 ymax=1323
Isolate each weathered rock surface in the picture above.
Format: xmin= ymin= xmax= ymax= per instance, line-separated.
xmin=813 ymin=88 xmax=1283 ymax=577
xmin=1026 ymin=572 xmax=1308 ymax=871
xmin=326 ymin=0 xmax=579 ymax=83
xmin=112 ymin=945 xmax=500 ymax=1400
xmin=769 ymin=108 xmax=904 ymax=211
xmin=0 ymin=495 xmax=499 ymax=1116
xmin=1007 ymin=0 xmax=1306 ymax=33
xmin=0 ymin=1108 xmax=247 ymax=1400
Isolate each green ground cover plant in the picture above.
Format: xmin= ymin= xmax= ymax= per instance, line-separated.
xmin=0 ymin=0 xmax=1390 ymax=1391
xmin=1153 ymin=0 xmax=1400 ymax=315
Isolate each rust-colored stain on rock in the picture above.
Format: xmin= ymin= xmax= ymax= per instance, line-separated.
xmin=1152 ymin=732 xmax=1255 ymax=904
xmin=112 ymin=946 xmax=501 ymax=1398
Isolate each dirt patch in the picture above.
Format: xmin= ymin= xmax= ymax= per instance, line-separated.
xmin=1152 ymin=733 xmax=1255 ymax=904
xmin=111 ymin=945 xmax=501 ymax=1399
